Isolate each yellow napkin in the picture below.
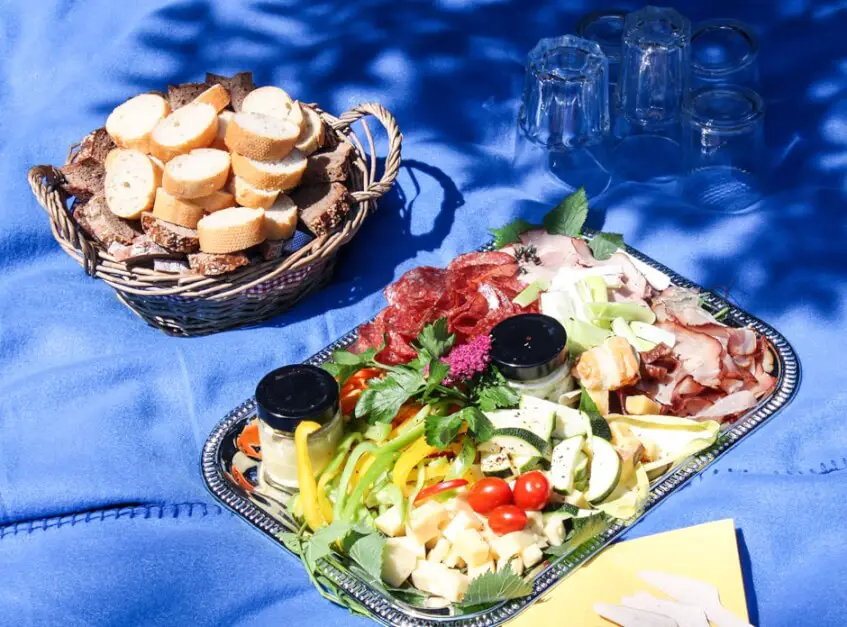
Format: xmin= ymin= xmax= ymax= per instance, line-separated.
xmin=508 ymin=518 xmax=749 ymax=626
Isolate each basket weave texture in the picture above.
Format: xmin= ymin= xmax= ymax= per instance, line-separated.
xmin=28 ymin=103 xmax=402 ymax=337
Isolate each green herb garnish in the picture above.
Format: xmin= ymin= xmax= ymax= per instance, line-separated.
xmin=425 ymin=406 xmax=494 ymax=450
xmin=543 ymin=187 xmax=589 ymax=237
xmin=588 ymin=232 xmax=624 ymax=261
xmin=489 ymin=218 xmax=536 ymax=248
xmin=459 ymin=563 xmax=533 ymax=607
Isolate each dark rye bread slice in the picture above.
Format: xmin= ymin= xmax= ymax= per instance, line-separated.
xmin=141 ymin=212 xmax=200 ymax=253
xmin=74 ymin=195 xmax=141 ymax=247
xmin=205 ymin=72 xmax=256 ymax=112
xmin=301 ymin=142 xmax=354 ymax=185
xmin=107 ymin=235 xmax=180 ymax=264
xmin=188 ymin=251 xmax=249 ymax=276
xmin=60 ymin=157 xmax=105 ymax=201
xmin=291 ymin=182 xmax=351 ymax=237
xmin=167 ymin=82 xmax=209 ymax=110
xmin=76 ymin=128 xmax=116 ymax=164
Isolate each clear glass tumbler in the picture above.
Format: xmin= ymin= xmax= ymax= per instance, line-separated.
xmin=519 ymin=35 xmax=610 ymax=150
xmin=576 ymin=10 xmax=627 ymax=87
xmin=690 ymin=19 xmax=759 ymax=89
xmin=681 ymin=85 xmax=765 ymax=212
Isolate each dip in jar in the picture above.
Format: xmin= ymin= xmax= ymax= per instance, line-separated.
xmin=489 ymin=313 xmax=575 ymax=401
xmin=255 ymin=364 xmax=343 ymax=490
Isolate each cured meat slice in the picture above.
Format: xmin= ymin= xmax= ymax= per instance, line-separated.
xmin=658 ymin=322 xmax=723 ymax=388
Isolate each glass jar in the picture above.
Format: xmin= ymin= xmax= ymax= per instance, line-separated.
xmin=489 ymin=313 xmax=575 ymax=402
xmin=255 ymin=364 xmax=343 ymax=490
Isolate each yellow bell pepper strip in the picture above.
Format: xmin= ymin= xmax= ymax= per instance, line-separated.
xmin=341 ymin=452 xmax=400 ymax=522
xmin=393 ymin=436 xmax=438 ymax=495
xmin=316 ymin=471 xmax=337 ymax=524
xmin=334 ymin=441 xmax=378 ymax=521
xmin=294 ymin=421 xmax=325 ymax=531
xmin=351 ymin=453 xmax=375 ymax=490
xmin=447 ymin=437 xmax=476 ymax=480
xmin=407 ymin=465 xmax=427 ymax=512
xmin=425 ymin=457 xmax=450 ymax=482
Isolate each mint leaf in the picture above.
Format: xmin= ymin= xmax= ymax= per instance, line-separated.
xmin=546 ymin=513 xmax=610 ymax=557
xmin=355 ymin=366 xmax=425 ymax=423
xmin=489 ymin=218 xmax=536 ymax=249
xmin=588 ymin=232 xmax=624 ymax=261
xmin=543 ymin=187 xmax=588 ymax=237
xmin=425 ymin=412 xmax=465 ymax=450
xmin=347 ymin=531 xmax=386 ymax=583
xmin=415 ymin=318 xmax=455 ymax=360
xmin=460 ymin=563 xmax=533 ymax=606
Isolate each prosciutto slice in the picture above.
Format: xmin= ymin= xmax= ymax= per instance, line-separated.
xmin=658 ymin=321 xmax=723 ymax=388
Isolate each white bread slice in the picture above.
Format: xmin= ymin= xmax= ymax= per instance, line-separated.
xmin=150 ymin=102 xmax=218 ymax=162
xmin=193 ymin=83 xmax=230 ymax=113
xmin=231 ymin=149 xmax=307 ymax=191
xmin=106 ymin=94 xmax=170 ymax=153
xmin=241 ymin=86 xmax=303 ymax=130
xmin=213 ymin=110 xmax=234 ymax=150
xmin=233 ymin=175 xmax=279 ymax=209
xmin=225 ymin=112 xmax=300 ymax=161
xmin=104 ymin=150 xmax=161 ymax=219
xmin=163 ymin=148 xmax=231 ymax=199
xmin=197 ymin=206 xmax=266 ymax=253
xmin=264 ymin=194 xmax=298 ymax=240
xmin=193 ymin=190 xmax=236 ymax=212
xmin=152 ymin=188 xmax=206 ymax=228
xmin=295 ymin=105 xmax=325 ymax=156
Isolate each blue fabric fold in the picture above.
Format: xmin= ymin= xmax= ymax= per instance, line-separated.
xmin=2 ymin=0 xmax=846 ymax=625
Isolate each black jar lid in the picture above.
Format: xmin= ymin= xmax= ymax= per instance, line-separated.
xmin=255 ymin=364 xmax=340 ymax=433
xmin=490 ymin=313 xmax=568 ymax=381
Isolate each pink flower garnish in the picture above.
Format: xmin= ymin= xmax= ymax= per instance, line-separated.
xmin=443 ymin=335 xmax=492 ymax=385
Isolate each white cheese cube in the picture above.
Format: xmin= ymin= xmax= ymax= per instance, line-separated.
xmin=427 ymin=537 xmax=451 ymax=563
xmin=445 ymin=495 xmax=475 ymax=516
xmin=442 ymin=546 xmax=466 ymax=569
xmin=543 ymin=519 xmax=566 ymax=547
xmin=375 ymin=505 xmax=405 ymax=538
xmin=526 ymin=511 xmax=544 ymax=536
xmin=521 ymin=543 xmax=544 ymax=569
xmin=382 ymin=537 xmax=419 ymax=587
xmin=410 ymin=560 xmax=470 ymax=603
xmin=467 ymin=560 xmax=495 ymax=580
xmin=393 ymin=535 xmax=426 ymax=559
xmin=406 ymin=501 xmax=449 ymax=546
xmin=536 ymin=536 xmax=549 ymax=550
xmin=497 ymin=555 xmax=523 ymax=575
xmin=489 ymin=530 xmax=536 ymax=560
xmin=454 ymin=528 xmax=491 ymax=568
xmin=442 ymin=510 xmax=483 ymax=543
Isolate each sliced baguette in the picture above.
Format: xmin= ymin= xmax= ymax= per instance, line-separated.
xmin=264 ymin=194 xmax=298 ymax=240
xmin=104 ymin=150 xmax=161 ymax=219
xmin=192 ymin=190 xmax=236 ymax=212
xmin=193 ymin=83 xmax=231 ymax=113
xmin=106 ymin=94 xmax=170 ymax=153
xmin=212 ymin=110 xmax=234 ymax=150
xmin=225 ymin=112 xmax=300 ymax=161
xmin=241 ymin=86 xmax=303 ymax=130
xmin=163 ymin=148 xmax=231 ymax=199
xmin=152 ymin=188 xmax=206 ymax=228
xmin=295 ymin=105 xmax=325 ymax=156
xmin=205 ymin=71 xmax=256 ymax=111
xmin=233 ymin=175 xmax=279 ymax=209
xmin=150 ymin=102 xmax=218 ymax=162
xmin=231 ymin=149 xmax=307 ymax=191
xmin=197 ymin=206 xmax=266 ymax=253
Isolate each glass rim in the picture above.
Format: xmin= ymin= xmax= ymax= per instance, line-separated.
xmin=576 ymin=9 xmax=628 ymax=59
xmin=526 ymin=35 xmax=608 ymax=83
xmin=623 ymin=6 xmax=691 ymax=48
xmin=691 ymin=18 xmax=759 ymax=76
xmin=683 ymin=85 xmax=765 ymax=132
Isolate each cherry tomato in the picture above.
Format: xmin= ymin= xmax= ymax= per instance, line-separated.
xmin=467 ymin=477 xmax=513 ymax=514
xmin=513 ymin=471 xmax=550 ymax=511
xmin=487 ymin=505 xmax=528 ymax=535
xmin=413 ymin=479 xmax=468 ymax=506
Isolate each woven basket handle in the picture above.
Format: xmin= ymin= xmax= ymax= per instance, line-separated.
xmin=330 ymin=102 xmax=402 ymax=204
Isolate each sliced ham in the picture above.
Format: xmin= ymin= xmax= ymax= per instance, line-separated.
xmin=658 ymin=321 xmax=723 ymax=388
xmin=653 ymin=286 xmax=718 ymax=326
xmin=695 ymin=390 xmax=758 ymax=420
xmin=728 ymin=327 xmax=757 ymax=356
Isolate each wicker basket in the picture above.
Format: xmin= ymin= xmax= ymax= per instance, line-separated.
xmin=28 ymin=103 xmax=402 ymax=337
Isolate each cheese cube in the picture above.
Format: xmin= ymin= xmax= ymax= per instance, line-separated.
xmin=543 ymin=519 xmax=566 ymax=547
xmin=406 ymin=501 xmax=449 ymax=546
xmin=625 ymin=394 xmax=663 ymax=415
xmin=445 ymin=495 xmax=475 ymax=517
xmin=410 ymin=560 xmax=470 ymax=603
xmin=467 ymin=560 xmax=495 ymax=580
xmin=454 ymin=528 xmax=491 ymax=568
xmin=442 ymin=510 xmax=483 ymax=543
xmin=375 ymin=505 xmax=405 ymax=538
xmin=497 ymin=555 xmax=523 ymax=575
xmin=526 ymin=511 xmax=544 ymax=536
xmin=521 ymin=543 xmax=544 ymax=569
xmin=393 ymin=535 xmax=426 ymax=559
xmin=489 ymin=530 xmax=536 ymax=560
xmin=382 ymin=537 xmax=419 ymax=587
xmin=442 ymin=546 xmax=466 ymax=569
xmin=427 ymin=537 xmax=451 ymax=563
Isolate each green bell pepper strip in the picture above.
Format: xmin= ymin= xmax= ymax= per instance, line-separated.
xmin=407 ymin=465 xmax=427 ymax=512
xmin=333 ymin=441 xmax=378 ymax=520
xmin=341 ymin=452 xmax=400 ymax=522
xmin=447 ymin=437 xmax=476 ymax=480
xmin=316 ymin=432 xmax=363 ymax=482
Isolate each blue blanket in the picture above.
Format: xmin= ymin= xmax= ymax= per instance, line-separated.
xmin=2 ymin=1 xmax=846 ymax=625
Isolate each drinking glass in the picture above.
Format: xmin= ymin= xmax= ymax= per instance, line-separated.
xmin=681 ymin=85 xmax=765 ymax=212
xmin=519 ymin=35 xmax=610 ymax=150
xmin=690 ymin=19 xmax=759 ymax=89
xmin=576 ymin=10 xmax=627 ymax=87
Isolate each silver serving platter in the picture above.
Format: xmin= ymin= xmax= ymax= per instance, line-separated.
xmin=201 ymin=238 xmax=800 ymax=626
